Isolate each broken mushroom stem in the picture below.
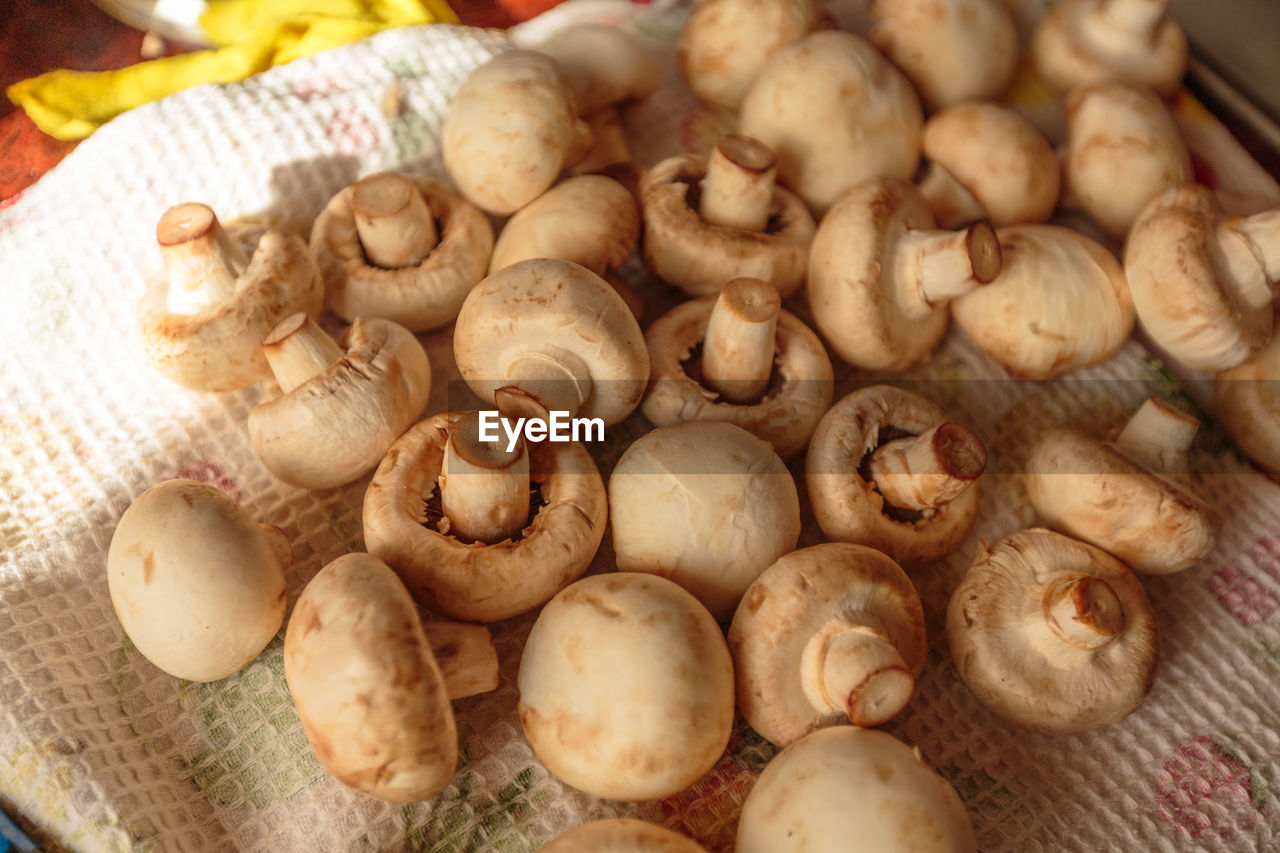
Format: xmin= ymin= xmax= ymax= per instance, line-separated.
xmin=158 ymin=202 xmax=250 ymax=315
xmin=699 ymin=135 xmax=777 ymax=233
xmin=895 ymin=221 xmax=1002 ymax=315
xmin=867 ymin=422 xmax=987 ymax=511
xmin=351 ymin=172 xmax=438 ymax=269
xmin=421 ymin=620 xmax=501 ymax=700
xmin=1111 ymin=397 xmax=1199 ymax=475
xmin=1042 ymin=574 xmax=1125 ymax=651
xmin=261 ymin=313 xmax=344 ymax=394
xmin=799 ymin=618 xmax=914 ymax=728
xmin=439 ymin=410 xmax=531 ymax=545
xmin=702 ymin=277 xmax=781 ymax=405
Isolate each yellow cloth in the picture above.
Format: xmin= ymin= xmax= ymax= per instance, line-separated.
xmin=6 ymin=0 xmax=458 ymax=140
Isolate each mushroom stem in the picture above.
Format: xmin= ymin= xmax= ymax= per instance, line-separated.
xmin=158 ymin=203 xmax=249 ymax=315
xmin=917 ymin=162 xmax=985 ymax=231
xmin=867 ymin=423 xmax=987 ymax=511
xmin=1098 ymin=0 xmax=1167 ymax=34
xmin=439 ymin=410 xmax=531 ymax=545
xmin=352 ymin=172 xmax=438 ymax=269
xmin=570 ymin=107 xmax=634 ymax=178
xmin=261 ymin=313 xmax=343 ymax=394
xmin=699 ymin=135 xmax=777 ymax=233
xmin=1229 ymin=208 xmax=1280 ymax=286
xmin=1042 ymin=574 xmax=1125 ymax=650
xmin=800 ymin=620 xmax=914 ymax=728
xmin=422 ymin=620 xmax=501 ymax=700
xmin=1112 ymin=397 xmax=1199 ymax=476
xmin=896 ymin=222 xmax=1002 ymax=313
xmin=702 ymin=277 xmax=781 ymax=405
xmin=502 ymin=352 xmax=592 ymax=418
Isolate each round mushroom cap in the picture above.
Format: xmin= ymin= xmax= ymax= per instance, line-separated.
xmin=139 ymin=224 xmax=324 ymax=392
xmin=540 ymin=819 xmax=709 ymax=853
xmin=489 ymin=175 xmax=639 ymax=277
xmin=947 ymin=528 xmax=1159 ymax=734
xmin=1217 ymin=308 xmax=1280 ymax=479
xmin=1033 ymin=0 xmax=1187 ymax=98
xmin=247 ymin=317 xmax=431 ymax=490
xmin=639 ymin=152 xmax=815 ymax=298
xmin=922 ymin=103 xmax=1060 ymax=228
xmin=533 ymin=24 xmax=659 ymax=115
xmin=868 ymin=0 xmax=1018 ymax=111
xmin=1126 ymin=184 xmax=1275 ymax=371
xmin=677 ymin=0 xmax=822 ymax=110
xmin=640 ymin=294 xmax=833 ymax=459
xmin=610 ymin=421 xmax=802 ymax=622
xmin=310 ymin=174 xmax=494 ymax=332
xmin=517 ymin=573 xmax=735 ymax=801
xmin=284 ymin=553 xmax=457 ymax=802
xmin=729 ymin=543 xmax=926 ymax=747
xmin=736 ymin=727 xmax=977 ymax=853
xmin=951 ymin=225 xmax=1135 ymax=379
xmin=806 ymin=386 xmax=980 ymax=569
xmin=106 ymin=480 xmax=290 ymax=682
xmin=454 ymin=259 xmax=649 ymax=427
xmin=363 ymin=412 xmax=607 ymax=622
xmin=739 ymin=30 xmax=923 ymax=214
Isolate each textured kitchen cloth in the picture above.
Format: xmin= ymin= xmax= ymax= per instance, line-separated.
xmin=2 ymin=1 xmax=1280 ymax=851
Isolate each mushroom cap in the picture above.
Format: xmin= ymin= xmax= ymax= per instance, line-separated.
xmin=1217 ymin=308 xmax=1280 ymax=479
xmin=921 ymin=103 xmax=1060 ymax=227
xmin=442 ymin=50 xmax=583 ymax=215
xmin=1126 ymin=184 xmax=1275 ymax=370
xmin=247 ymin=317 xmax=431 ymax=490
xmin=677 ymin=0 xmax=822 ymax=110
xmin=517 ymin=573 xmax=735 ymax=801
xmin=283 ymin=553 xmax=457 ymax=803
xmin=106 ymin=480 xmax=290 ymax=682
xmin=539 ymin=819 xmax=709 ymax=853
xmin=728 ymin=543 xmax=926 ymax=747
xmin=868 ymin=0 xmax=1019 ymax=111
xmin=1063 ymin=80 xmax=1191 ymax=239
xmin=639 ymin=152 xmax=815 ymax=298
xmin=806 ymin=386 xmax=980 ymax=569
xmin=947 ymin=528 xmax=1159 ymax=734
xmin=951 ymin=225 xmax=1134 ymax=379
xmin=310 ymin=173 xmax=494 ymax=332
xmin=640 ymin=294 xmax=833 ymax=459
xmin=736 ymin=727 xmax=977 ymax=853
xmin=609 ymin=421 xmax=802 ymax=622
xmin=139 ymin=224 xmax=324 ymax=392
xmin=363 ymin=412 xmax=607 ymax=622
xmin=1033 ymin=0 xmax=1187 ymax=98
xmin=739 ymin=30 xmax=923 ymax=214
xmin=807 ymin=177 xmax=951 ymax=371
xmin=489 ymin=175 xmax=639 ymax=277
xmin=533 ymin=24 xmax=659 ymax=115
xmin=453 ymin=259 xmax=649 ymax=427
xmin=1026 ymin=426 xmax=1217 ymax=573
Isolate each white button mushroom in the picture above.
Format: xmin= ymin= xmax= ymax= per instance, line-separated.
xmin=807 ymin=386 xmax=986 ymax=570
xmin=1032 ymin=0 xmax=1187 ymax=98
xmin=517 ymin=573 xmax=735 ymax=801
xmin=1126 ymin=184 xmax=1280 ymax=371
xmin=106 ymin=479 xmax=290 ymax=682
xmin=640 ymin=135 xmax=816 ymax=298
xmin=950 ymin=225 xmax=1135 ymax=379
xmin=363 ymin=410 xmax=608 ymax=622
xmin=1061 ymin=80 xmax=1192 ymax=239
xmin=641 ymin=277 xmax=833 ymax=460
xmin=729 ymin=543 xmax=926 ymax=747
xmin=947 ymin=528 xmax=1159 ymax=733
xmin=1218 ymin=308 xmax=1280 ymax=480
xmin=540 ymin=819 xmax=708 ymax=852
xmin=531 ymin=23 xmax=658 ymax=118
xmin=918 ymin=102 xmax=1061 ymax=230
xmin=309 ymin=171 xmax=494 ymax=333
xmin=609 ymin=420 xmax=802 ymax=622
xmin=1026 ymin=398 xmax=1218 ymax=574
xmin=138 ymin=203 xmax=324 ymax=392
xmin=246 ymin=313 xmax=431 ymax=490
xmin=868 ymin=0 xmax=1019 ymax=112
xmin=739 ymin=30 xmax=923 ymax=215
xmin=736 ymin=727 xmax=977 ymax=853
xmin=807 ymin=177 xmax=1002 ymax=372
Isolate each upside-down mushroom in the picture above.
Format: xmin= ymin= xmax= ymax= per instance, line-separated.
xmin=1218 ymin=308 xmax=1280 ymax=480
xmin=540 ymin=820 xmax=709 ymax=853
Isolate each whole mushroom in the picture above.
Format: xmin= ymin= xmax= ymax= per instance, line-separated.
xmin=947 ymin=528 xmax=1159 ymax=733
xmin=138 ymin=202 xmax=323 ymax=392
xmin=539 ymin=820 xmax=708 ymax=852
xmin=1218 ymin=308 xmax=1280 ymax=480
xmin=247 ymin=313 xmax=431 ymax=490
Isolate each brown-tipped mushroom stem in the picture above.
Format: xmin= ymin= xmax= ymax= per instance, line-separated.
xmin=439 ymin=410 xmax=531 ymax=544
xmin=1043 ymin=574 xmax=1125 ymax=650
xmin=867 ymin=422 xmax=987 ymax=511
xmin=1229 ymin=209 xmax=1280 ymax=284
xmin=421 ymin=620 xmax=501 ymax=700
xmin=502 ymin=352 xmax=591 ymax=418
xmin=158 ymin=203 xmax=249 ymax=315
xmin=1098 ymin=0 xmax=1167 ymax=33
xmin=1111 ymin=397 xmax=1199 ymax=475
xmin=351 ymin=172 xmax=438 ymax=269
xmin=261 ymin=313 xmax=344 ymax=395
xmin=702 ymin=278 xmax=781 ymax=405
xmin=699 ymin=135 xmax=777 ymax=233
xmin=896 ymin=222 xmax=1002 ymax=312
xmin=917 ymin=163 xmax=985 ymax=231
xmin=800 ymin=620 xmax=914 ymax=728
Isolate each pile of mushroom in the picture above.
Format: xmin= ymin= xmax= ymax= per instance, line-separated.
xmin=1032 ymin=0 xmax=1187 ymax=97
xmin=1218 ymin=308 xmax=1280 ymax=479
